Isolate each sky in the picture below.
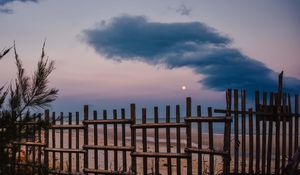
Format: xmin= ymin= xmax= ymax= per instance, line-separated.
xmin=0 ymin=0 xmax=300 ymax=114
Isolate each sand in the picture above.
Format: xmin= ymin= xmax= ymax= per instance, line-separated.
xmin=44 ymin=127 xmax=226 ymax=174
xmin=20 ymin=125 xmax=296 ymax=174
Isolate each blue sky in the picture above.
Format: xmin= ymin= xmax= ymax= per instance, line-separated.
xmin=0 ymin=0 xmax=300 ymax=113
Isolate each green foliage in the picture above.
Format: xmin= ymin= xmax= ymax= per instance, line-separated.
xmin=0 ymin=42 xmax=58 ymax=174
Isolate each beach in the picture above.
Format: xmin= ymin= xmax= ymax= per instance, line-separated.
xmin=44 ymin=125 xmax=296 ymax=174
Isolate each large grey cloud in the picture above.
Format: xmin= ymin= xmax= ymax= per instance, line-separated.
xmin=0 ymin=0 xmax=38 ymax=6
xmin=82 ymin=15 xmax=300 ymax=93
xmin=0 ymin=0 xmax=39 ymax=13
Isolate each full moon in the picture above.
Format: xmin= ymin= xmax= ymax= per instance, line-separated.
xmin=181 ymin=86 xmax=187 ymax=90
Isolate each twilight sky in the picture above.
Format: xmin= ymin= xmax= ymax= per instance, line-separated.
xmin=0 ymin=0 xmax=300 ymax=113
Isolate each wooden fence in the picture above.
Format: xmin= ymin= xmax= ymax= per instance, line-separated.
xmin=2 ymin=88 xmax=300 ymax=174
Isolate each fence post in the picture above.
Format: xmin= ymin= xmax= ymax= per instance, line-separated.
xmin=262 ymin=92 xmax=267 ymax=175
xmin=185 ymin=97 xmax=192 ymax=175
xmin=249 ymin=108 xmax=254 ymax=174
xmin=176 ymin=105 xmax=182 ymax=175
xmin=208 ymin=107 xmax=214 ymax=175
xmin=83 ymin=105 xmax=89 ymax=174
xmin=154 ymin=106 xmax=160 ymax=175
xmin=241 ymin=90 xmax=246 ymax=174
xmin=59 ymin=112 xmax=64 ymax=171
xmin=121 ymin=108 xmax=127 ymax=172
xmin=275 ymin=93 xmax=281 ymax=175
xmin=223 ymin=89 xmax=232 ymax=174
xmin=44 ymin=110 xmax=49 ymax=174
xmin=266 ymin=92 xmax=274 ymax=175
xmin=295 ymin=95 xmax=299 ymax=153
xmin=103 ymin=110 xmax=108 ymax=171
xmin=142 ymin=108 xmax=148 ymax=175
xmin=75 ymin=112 xmax=80 ymax=172
xmin=51 ymin=112 xmax=56 ymax=173
xmin=113 ymin=109 xmax=118 ymax=172
xmin=234 ymin=89 xmax=239 ymax=174
xmin=68 ymin=112 xmax=72 ymax=173
xmin=130 ymin=104 xmax=137 ymax=174
xmin=166 ymin=106 xmax=172 ymax=175
xmin=255 ymin=91 xmax=261 ymax=174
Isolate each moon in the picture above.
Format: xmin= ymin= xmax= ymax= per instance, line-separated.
xmin=181 ymin=86 xmax=187 ymax=90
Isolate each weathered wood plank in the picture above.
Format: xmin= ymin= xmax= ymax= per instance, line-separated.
xmin=131 ymin=152 xmax=189 ymax=158
xmin=185 ymin=116 xmax=231 ymax=122
xmin=83 ymin=105 xmax=89 ymax=171
xmin=261 ymin=92 xmax=267 ymax=175
xmin=288 ymin=95 xmax=293 ymax=160
xmin=282 ymin=94 xmax=287 ymax=170
xmin=68 ymin=112 xmax=72 ymax=173
xmin=93 ymin=110 xmax=98 ymax=172
xmin=113 ymin=109 xmax=118 ymax=172
xmin=44 ymin=110 xmax=50 ymax=173
xmin=103 ymin=110 xmax=108 ymax=170
xmin=255 ymin=91 xmax=261 ymax=174
xmin=249 ymin=108 xmax=254 ymax=174
xmin=142 ymin=108 xmax=147 ymax=175
xmin=266 ymin=92 xmax=274 ymax=175
xmin=186 ymin=97 xmax=192 ymax=175
xmin=154 ymin=106 xmax=160 ymax=175
xmin=166 ymin=105 xmax=172 ymax=175
xmin=130 ymin=104 xmax=137 ymax=174
xmin=75 ymin=112 xmax=80 ymax=172
xmin=275 ymin=93 xmax=280 ymax=175
xmin=83 ymin=119 xmax=131 ymax=124
xmin=52 ymin=112 xmax=56 ymax=171
xmin=208 ymin=107 xmax=214 ymax=175
xmin=131 ymin=123 xmax=186 ymax=128
xmin=186 ymin=148 xmax=230 ymax=156
xmin=60 ymin=112 xmax=64 ymax=171
xmin=121 ymin=108 xmax=127 ymax=172
xmin=223 ymin=89 xmax=232 ymax=174
xmin=197 ymin=105 xmax=202 ymax=175
xmin=295 ymin=95 xmax=299 ymax=153
xmin=234 ymin=89 xmax=239 ymax=174
xmin=83 ymin=145 xmax=134 ymax=151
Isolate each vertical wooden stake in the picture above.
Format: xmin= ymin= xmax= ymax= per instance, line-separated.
xmin=60 ymin=112 xmax=64 ymax=171
xmin=208 ymin=107 xmax=214 ymax=175
xmin=154 ymin=106 xmax=160 ymax=175
xmin=234 ymin=89 xmax=239 ymax=174
xmin=113 ymin=109 xmax=118 ymax=171
xmin=176 ymin=105 xmax=181 ymax=175
xmin=261 ymin=92 xmax=267 ymax=175
xmin=68 ymin=112 xmax=72 ymax=173
xmin=223 ymin=89 xmax=232 ymax=174
xmin=75 ymin=112 xmax=80 ymax=172
xmin=241 ymin=90 xmax=246 ymax=174
xmin=186 ymin=97 xmax=192 ymax=175
xmin=166 ymin=105 xmax=172 ymax=175
xmin=103 ymin=110 xmax=108 ymax=170
xmin=44 ymin=110 xmax=49 ymax=174
xmin=295 ymin=95 xmax=299 ymax=153
xmin=93 ymin=110 xmax=98 ymax=173
xmin=266 ymin=92 xmax=274 ymax=175
xmin=121 ymin=108 xmax=127 ymax=172
xmin=130 ymin=104 xmax=137 ymax=174
xmin=83 ymin=105 xmax=89 ymax=172
xmin=255 ymin=91 xmax=261 ymax=174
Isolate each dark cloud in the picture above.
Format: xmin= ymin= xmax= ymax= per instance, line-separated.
xmin=0 ymin=7 xmax=12 ymax=13
xmin=82 ymin=15 xmax=300 ymax=93
xmin=176 ymin=4 xmax=191 ymax=16
xmin=0 ymin=0 xmax=39 ymax=13
xmin=0 ymin=0 xmax=38 ymax=6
